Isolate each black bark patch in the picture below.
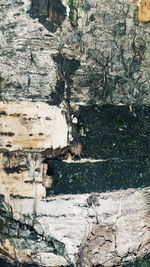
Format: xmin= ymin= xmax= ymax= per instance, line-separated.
xmin=4 ymin=165 xmax=27 ymax=174
xmin=47 ymin=158 xmax=150 ymax=195
xmin=9 ymin=113 xmax=21 ymax=117
xmin=0 ymin=259 xmax=52 ymax=267
xmin=24 ymin=181 xmax=42 ymax=184
xmin=0 ymin=111 xmax=7 ymax=116
xmin=76 ymin=105 xmax=150 ymax=159
xmin=49 ymin=54 xmax=80 ymax=105
xmin=28 ymin=0 xmax=66 ymax=32
xmin=50 ymin=80 xmax=65 ymax=105
xmin=6 ymin=144 xmax=12 ymax=147
xmin=10 ymin=195 xmax=34 ymax=199
xmin=0 ymin=132 xmax=15 ymax=136
xmin=46 ymin=164 xmax=54 ymax=176
xmin=17 ymin=2 xmax=24 ymax=6
xmin=53 ymin=54 xmax=80 ymax=78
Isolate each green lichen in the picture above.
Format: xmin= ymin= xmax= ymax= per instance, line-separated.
xmin=68 ymin=0 xmax=80 ymax=29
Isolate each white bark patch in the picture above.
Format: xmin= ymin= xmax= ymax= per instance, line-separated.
xmin=0 ymin=101 xmax=68 ymax=151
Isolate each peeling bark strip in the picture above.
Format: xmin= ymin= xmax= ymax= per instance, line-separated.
xmin=0 ymin=102 xmax=68 ymax=151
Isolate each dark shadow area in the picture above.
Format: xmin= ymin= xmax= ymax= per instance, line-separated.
xmin=28 ymin=0 xmax=66 ymax=32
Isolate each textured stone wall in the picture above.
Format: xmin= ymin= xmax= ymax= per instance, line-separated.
xmin=0 ymin=0 xmax=150 ymax=266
